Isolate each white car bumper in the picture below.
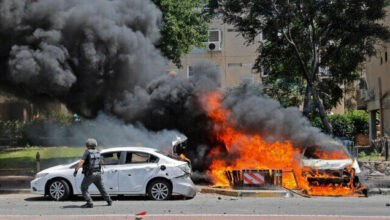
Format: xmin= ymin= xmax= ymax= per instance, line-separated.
xmin=172 ymin=175 xmax=197 ymax=198
xmin=30 ymin=178 xmax=45 ymax=195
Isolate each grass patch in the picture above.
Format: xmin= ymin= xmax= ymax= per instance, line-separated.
xmin=0 ymin=146 xmax=86 ymax=169
xmin=357 ymin=149 xmax=384 ymax=161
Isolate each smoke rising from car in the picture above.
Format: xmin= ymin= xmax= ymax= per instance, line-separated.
xmin=0 ymin=0 xmax=346 ymax=176
xmin=222 ymin=84 xmax=334 ymax=149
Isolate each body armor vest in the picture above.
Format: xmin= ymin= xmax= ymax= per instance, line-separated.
xmin=83 ymin=149 xmax=101 ymax=174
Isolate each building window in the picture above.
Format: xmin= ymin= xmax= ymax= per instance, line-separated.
xmin=187 ymin=65 xmax=193 ymax=78
xmin=227 ymin=29 xmax=238 ymax=32
xmin=381 ymin=57 xmax=383 ymax=65
xmin=228 ymin=63 xmax=242 ymax=68
xmin=261 ymin=66 xmax=269 ymax=77
xmin=242 ymin=63 xmax=253 ymax=68
xmin=385 ymin=51 xmax=388 ymax=62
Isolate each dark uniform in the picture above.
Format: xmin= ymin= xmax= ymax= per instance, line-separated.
xmin=80 ymin=149 xmax=112 ymax=207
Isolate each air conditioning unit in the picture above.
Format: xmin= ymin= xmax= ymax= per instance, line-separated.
xmin=206 ymin=30 xmax=222 ymax=51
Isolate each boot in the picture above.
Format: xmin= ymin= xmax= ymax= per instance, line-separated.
xmin=81 ymin=203 xmax=93 ymax=208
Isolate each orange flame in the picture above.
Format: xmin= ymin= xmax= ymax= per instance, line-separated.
xmin=202 ymin=91 xmax=364 ymax=196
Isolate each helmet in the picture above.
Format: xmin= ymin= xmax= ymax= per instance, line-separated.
xmin=86 ymin=138 xmax=97 ymax=147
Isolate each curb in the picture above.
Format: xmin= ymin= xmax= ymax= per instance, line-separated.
xmin=200 ymin=187 xmax=289 ymax=198
xmin=367 ymin=188 xmax=390 ymax=196
xmin=0 ymin=188 xmax=30 ymax=194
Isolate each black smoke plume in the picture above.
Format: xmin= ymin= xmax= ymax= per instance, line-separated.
xmin=0 ymin=0 xmax=164 ymax=117
xmin=222 ymin=84 xmax=331 ymax=148
xmin=0 ymin=0 xmax=347 ymax=177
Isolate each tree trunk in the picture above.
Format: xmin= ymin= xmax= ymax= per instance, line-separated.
xmin=302 ymin=84 xmax=311 ymax=117
xmin=310 ymin=86 xmax=333 ymax=134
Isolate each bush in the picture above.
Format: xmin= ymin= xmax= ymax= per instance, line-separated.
xmin=0 ymin=111 xmax=74 ymax=146
xmin=327 ymin=114 xmax=354 ymax=140
xmin=345 ymin=110 xmax=369 ymax=136
xmin=309 ymin=110 xmax=369 ymax=141
xmin=309 ymin=116 xmax=324 ymax=130
xmin=0 ymin=120 xmax=27 ymax=145
xmin=49 ymin=111 xmax=73 ymax=126
xmin=358 ymin=151 xmax=366 ymax=158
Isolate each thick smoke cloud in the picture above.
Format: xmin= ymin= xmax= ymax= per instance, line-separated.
xmin=222 ymin=85 xmax=332 ymax=148
xmin=0 ymin=0 xmax=164 ymax=117
xmin=0 ymin=0 xmax=347 ymax=176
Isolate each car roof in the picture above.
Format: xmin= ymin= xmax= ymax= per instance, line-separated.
xmin=100 ymin=147 xmax=160 ymax=154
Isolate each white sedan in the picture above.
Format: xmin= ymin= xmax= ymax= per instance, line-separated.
xmin=31 ymin=147 xmax=196 ymax=201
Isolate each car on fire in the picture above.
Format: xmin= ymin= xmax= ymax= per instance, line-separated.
xmin=301 ymin=140 xmax=364 ymax=193
xmin=30 ymin=147 xmax=196 ymax=201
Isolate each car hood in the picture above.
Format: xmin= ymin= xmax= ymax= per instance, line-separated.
xmin=302 ymin=159 xmax=361 ymax=173
xmin=37 ymin=164 xmax=70 ymax=174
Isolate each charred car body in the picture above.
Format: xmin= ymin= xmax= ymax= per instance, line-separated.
xmin=301 ymin=141 xmax=365 ymax=195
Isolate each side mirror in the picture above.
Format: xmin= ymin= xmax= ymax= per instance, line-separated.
xmin=160 ymin=165 xmax=166 ymax=171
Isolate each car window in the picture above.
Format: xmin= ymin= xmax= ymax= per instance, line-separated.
xmin=149 ymin=155 xmax=159 ymax=163
xmin=101 ymin=152 xmax=121 ymax=165
xmin=124 ymin=152 xmax=159 ymax=164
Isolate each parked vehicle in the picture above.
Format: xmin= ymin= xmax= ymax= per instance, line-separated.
xmin=31 ymin=147 xmax=196 ymax=201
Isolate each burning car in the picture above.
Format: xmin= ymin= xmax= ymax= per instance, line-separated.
xmin=202 ymin=91 xmax=366 ymax=196
xmin=31 ymin=147 xmax=196 ymax=201
xmin=300 ymin=141 xmax=365 ymax=196
xmin=221 ymin=141 xmax=366 ymax=196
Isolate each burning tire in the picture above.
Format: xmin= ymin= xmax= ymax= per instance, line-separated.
xmin=147 ymin=179 xmax=172 ymax=200
xmin=47 ymin=179 xmax=70 ymax=201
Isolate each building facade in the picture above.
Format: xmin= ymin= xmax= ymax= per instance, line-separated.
xmin=364 ymin=10 xmax=390 ymax=141
xmin=170 ymin=18 xmax=264 ymax=88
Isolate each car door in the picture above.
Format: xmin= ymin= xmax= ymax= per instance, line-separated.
xmin=118 ymin=151 xmax=159 ymax=193
xmin=75 ymin=151 xmax=122 ymax=194
xmin=100 ymin=151 xmax=123 ymax=193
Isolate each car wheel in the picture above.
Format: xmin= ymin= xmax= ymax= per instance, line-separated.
xmin=148 ymin=179 xmax=172 ymax=200
xmin=48 ymin=179 xmax=70 ymax=201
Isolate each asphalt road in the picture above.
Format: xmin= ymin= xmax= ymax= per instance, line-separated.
xmin=0 ymin=192 xmax=390 ymax=218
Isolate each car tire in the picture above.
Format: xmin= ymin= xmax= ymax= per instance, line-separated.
xmin=147 ymin=179 xmax=172 ymax=201
xmin=48 ymin=179 xmax=70 ymax=201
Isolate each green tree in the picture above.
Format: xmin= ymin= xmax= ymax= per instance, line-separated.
xmin=218 ymin=0 xmax=390 ymax=134
xmin=262 ymin=71 xmax=305 ymax=108
xmin=152 ymin=0 xmax=209 ymax=67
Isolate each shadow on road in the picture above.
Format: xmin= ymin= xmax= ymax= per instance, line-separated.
xmin=61 ymin=205 xmax=80 ymax=209
xmin=61 ymin=204 xmax=112 ymax=209
xmin=24 ymin=195 xmax=192 ymax=202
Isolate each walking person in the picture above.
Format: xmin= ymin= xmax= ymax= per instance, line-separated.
xmin=74 ymin=138 xmax=112 ymax=208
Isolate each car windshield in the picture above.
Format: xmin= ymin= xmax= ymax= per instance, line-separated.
xmin=303 ymin=144 xmax=350 ymax=159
